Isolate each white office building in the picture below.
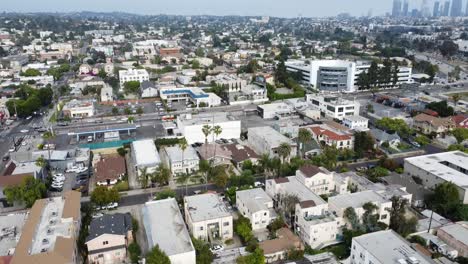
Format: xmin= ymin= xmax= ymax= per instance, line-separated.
xmin=131 ymin=139 xmax=161 ymax=175
xmin=184 ymin=193 xmax=233 ymax=241
xmin=159 ymin=87 xmax=222 ymax=108
xmin=286 ymin=59 xmax=412 ymax=92
xmin=236 ymin=188 xmax=276 ymax=230
xmin=342 ymin=115 xmax=369 ymax=131
xmin=119 ymin=68 xmax=149 ymax=86
xmin=160 ymin=145 xmax=200 ymax=176
xmin=306 ymin=94 xmax=360 ymax=120
xmin=142 ymin=199 xmax=196 ymax=264
xmin=404 ymin=151 xmax=468 ymax=204
xmin=176 ymin=112 xmax=241 ymax=144
xmin=350 ymin=230 xmax=434 ymax=264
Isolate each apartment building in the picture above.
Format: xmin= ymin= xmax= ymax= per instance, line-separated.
xmin=160 ymin=145 xmax=200 ymax=176
xmin=328 ymin=190 xmax=392 ymax=227
xmin=309 ymin=123 xmax=354 ymax=150
xmin=248 ymin=126 xmax=297 ymax=159
xmin=62 ymin=99 xmax=95 ymax=118
xmin=131 ymin=139 xmax=161 ymax=175
xmin=306 ymin=94 xmax=360 ymax=120
xmin=184 ymin=193 xmax=233 ymax=241
xmin=159 ymin=87 xmax=222 ymax=107
xmin=11 ymin=191 xmax=81 ymax=264
xmin=350 ymin=230 xmax=434 ymax=264
xmin=404 ymin=151 xmax=468 ymax=204
xmin=236 ymin=188 xmax=276 ymax=230
xmin=295 ymin=165 xmax=349 ymax=196
xmin=119 ymin=68 xmax=149 ymax=86
xmin=142 ymin=199 xmax=196 ymax=264
xmin=342 ymin=115 xmax=369 ymax=131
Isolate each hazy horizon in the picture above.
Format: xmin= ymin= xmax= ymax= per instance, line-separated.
xmin=2 ymin=0 xmax=434 ymax=18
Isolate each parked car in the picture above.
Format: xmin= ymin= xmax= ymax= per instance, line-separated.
xmin=92 ymin=212 xmax=104 ymax=219
xmin=254 ymin=181 xmax=265 ymax=188
xmin=51 ymin=182 xmax=64 ymax=189
xmin=20 ymin=129 xmax=29 ymax=133
xmin=210 ymin=245 xmax=224 ymax=253
xmin=2 ymin=155 xmax=9 ymax=162
xmin=8 ymin=147 xmax=15 ymax=152
xmin=104 ymin=202 xmax=119 ymax=210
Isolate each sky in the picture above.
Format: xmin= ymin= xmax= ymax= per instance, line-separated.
xmin=2 ymin=0 xmax=431 ymax=18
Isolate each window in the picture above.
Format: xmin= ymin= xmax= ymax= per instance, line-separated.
xmin=199 ymin=226 xmax=204 ymax=231
xmin=103 ymin=241 xmax=109 ymax=245
xmin=223 ymin=222 xmax=230 ymax=226
xmin=381 ymin=214 xmax=388 ymax=220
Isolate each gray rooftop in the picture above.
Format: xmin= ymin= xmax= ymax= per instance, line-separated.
xmin=132 ymin=139 xmax=161 ymax=167
xmin=0 ymin=212 xmax=28 ymax=256
xmin=273 ymin=176 xmax=326 ymax=206
xmin=248 ymin=126 xmax=296 ymax=148
xmin=86 ymin=213 xmax=132 ymax=242
xmin=438 ymin=222 xmax=468 ymax=246
xmin=236 ymin=188 xmax=272 ymax=213
xmin=163 ymin=145 xmax=200 ymax=163
xmin=178 ymin=112 xmax=236 ymax=126
xmin=142 ymin=199 xmax=195 ymax=257
xmin=328 ymin=190 xmax=388 ymax=210
xmin=185 ymin=193 xmax=231 ymax=222
xmin=353 ymin=230 xmax=435 ymax=264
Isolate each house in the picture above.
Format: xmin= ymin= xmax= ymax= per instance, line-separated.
xmin=370 ymin=128 xmax=401 ymax=148
xmin=413 ymin=113 xmax=455 ymax=135
xmin=452 ymin=114 xmax=468 ymax=128
xmin=100 ymin=85 xmax=113 ymax=102
xmin=197 ymin=144 xmax=233 ymax=166
xmin=142 ymin=199 xmax=196 ymax=264
xmin=350 ymin=230 xmax=434 ymax=264
xmin=119 ymin=69 xmax=149 ymax=87
xmin=160 ymin=145 xmax=200 ymax=176
xmin=236 ymin=188 xmax=276 ymax=230
xmin=94 ymin=154 xmax=126 ymax=186
xmin=85 ymin=213 xmax=133 ymax=264
xmin=176 ymin=112 xmax=241 ymax=144
xmin=309 ymin=124 xmax=354 ymax=150
xmin=295 ymin=208 xmax=342 ymax=249
xmin=131 ymin=139 xmax=161 ymax=175
xmin=184 ymin=193 xmax=233 ymax=241
xmin=259 ymin=228 xmax=304 ymax=263
xmin=79 ymin=64 xmax=93 ymax=75
xmin=437 ymin=222 xmax=468 ymax=257
xmin=404 ymin=151 xmax=468 ymax=204
xmin=295 ymin=165 xmax=349 ymax=196
xmin=328 ymin=190 xmax=392 ymax=227
xmin=140 ymin=81 xmax=158 ymax=98
xmin=223 ymin=144 xmax=260 ymax=169
xmin=248 ymin=126 xmax=297 ymax=159
xmin=10 ymin=191 xmax=81 ymax=264
xmin=342 ymin=115 xmax=369 ymax=131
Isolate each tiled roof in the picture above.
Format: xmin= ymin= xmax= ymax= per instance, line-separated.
xmin=413 ymin=113 xmax=454 ymax=128
xmin=310 ymin=127 xmax=351 ymax=141
xmin=299 ymin=200 xmax=317 ymax=208
xmin=94 ymin=154 xmax=126 ymax=183
xmin=274 ymin=177 xmax=290 ymax=184
xmin=299 ymin=164 xmax=322 ymax=177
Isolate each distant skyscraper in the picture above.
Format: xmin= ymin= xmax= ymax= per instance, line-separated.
xmin=442 ymin=1 xmax=451 ymax=16
xmin=402 ymin=0 xmax=409 ymax=16
xmin=421 ymin=0 xmax=431 ymax=17
xmin=451 ymin=0 xmax=463 ymax=16
xmin=392 ymin=0 xmax=403 ymax=17
xmin=433 ymin=1 xmax=441 ymax=17
xmin=465 ymin=1 xmax=468 ymax=16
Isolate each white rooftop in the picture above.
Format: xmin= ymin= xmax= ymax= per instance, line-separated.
xmin=132 ymin=139 xmax=161 ymax=167
xmin=142 ymin=199 xmax=195 ymax=257
xmin=164 ymin=145 xmax=199 ymax=163
xmin=185 ymin=193 xmax=231 ymax=222
xmin=328 ymin=190 xmax=388 ymax=210
xmin=343 ymin=115 xmax=369 ymax=122
xmin=236 ymin=188 xmax=272 ymax=212
xmin=405 ymin=151 xmax=468 ymax=189
xmin=248 ymin=126 xmax=296 ymax=149
xmin=0 ymin=213 xmax=28 ymax=256
xmin=178 ymin=112 xmax=236 ymax=126
xmin=353 ymin=230 xmax=434 ymax=264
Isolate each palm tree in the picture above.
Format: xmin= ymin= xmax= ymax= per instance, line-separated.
xmin=277 ymin=142 xmax=292 ymax=164
xmin=42 ymin=130 xmax=55 ymax=165
xmin=259 ymin=154 xmax=271 ymax=181
xmin=211 ymin=125 xmax=222 ymax=164
xmin=280 ymin=193 xmax=300 ymax=229
xmin=138 ymin=167 xmax=151 ymax=189
xmin=297 ymin=128 xmax=312 ymax=158
xmin=176 ymin=173 xmax=190 ymax=196
xmin=201 ymin=125 xmax=212 ymax=190
xmin=452 ymin=93 xmax=461 ymax=107
xmin=179 ymin=138 xmax=188 ymax=175
xmin=35 ymin=157 xmax=47 ymax=168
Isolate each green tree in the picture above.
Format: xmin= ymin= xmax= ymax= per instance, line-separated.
xmin=426 ymin=100 xmax=454 ymax=117
xmin=35 ymin=156 xmax=47 ymax=168
xmin=415 ymin=135 xmax=431 ymax=146
xmin=297 ymin=128 xmax=312 ymax=158
xmin=428 ymin=182 xmax=462 ymax=218
xmin=452 ymin=128 xmax=468 ymax=144
xmin=201 ymin=124 xmax=212 ymax=189
xmin=146 ymin=245 xmax=170 ymax=264
xmin=388 ymin=196 xmax=417 ymax=236
xmin=212 ymin=125 xmax=223 ymax=164
xmin=20 ymin=68 xmax=41 ymax=77
xmin=90 ymin=186 xmax=120 ymax=207
xmin=136 ymin=106 xmax=144 ymax=115
xmin=236 ymin=247 xmax=265 ymax=264
xmin=3 ymin=176 xmax=46 ymax=207
xmin=234 ymin=215 xmax=254 ymax=243
xmin=152 ymin=165 xmax=171 ymax=186
xmin=97 ymin=69 xmax=107 ymax=79
xmin=123 ymin=81 xmax=141 ymax=95
xmin=354 ymin=131 xmax=375 ymax=158
xmin=138 ymin=167 xmax=151 ymax=189
xmin=154 ymin=189 xmax=176 ymax=200
xmin=191 ymin=236 xmax=214 ymax=264
xmin=277 ymin=142 xmax=292 ymax=165
xmin=344 ymin=207 xmax=361 ymax=230
xmin=452 ymin=93 xmax=461 ymax=107
xmin=128 ymin=242 xmax=141 ymax=263
xmin=322 ymin=146 xmax=339 ymax=170
xmin=112 ymin=106 xmax=119 ymax=115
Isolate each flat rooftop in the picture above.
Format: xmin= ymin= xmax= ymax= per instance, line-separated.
xmin=353 ymin=230 xmax=434 ymax=264
xmin=438 ymin=222 xmax=468 ymax=246
xmin=248 ymin=126 xmax=295 ymax=148
xmin=405 ymin=151 xmax=468 ymax=189
xmin=163 ymin=145 xmax=199 ymax=162
xmin=185 ymin=193 xmax=231 ymax=222
xmin=132 ymin=139 xmax=161 ymax=167
xmin=178 ymin=112 xmax=237 ymax=126
xmin=328 ymin=190 xmax=388 ymax=210
xmin=142 ymin=199 xmax=195 ymax=257
xmin=0 ymin=213 xmax=28 ymax=256
xmin=236 ymin=188 xmax=272 ymax=212
xmin=274 ymin=176 xmax=326 ymax=206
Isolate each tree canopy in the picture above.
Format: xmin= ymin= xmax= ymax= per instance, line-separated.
xmin=90 ymin=186 xmax=120 ymax=206
xmin=4 ymin=176 xmax=46 ymax=207
xmin=146 ymin=245 xmax=170 ymax=264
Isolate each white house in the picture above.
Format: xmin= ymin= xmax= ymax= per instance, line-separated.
xmin=306 ymin=94 xmax=360 ymax=120
xmin=142 ymin=199 xmax=196 ymax=264
xmin=184 ymin=193 xmax=233 ymax=241
xmin=295 ymin=165 xmax=349 ymax=196
xmin=342 ymin=115 xmax=369 ymax=131
xmin=140 ymin=81 xmax=158 ymax=98
xmin=247 ymin=126 xmax=297 ymax=159
xmin=131 ymin=139 xmax=161 ymax=175
xmin=236 ymin=188 xmax=276 ymax=230
xmin=119 ymin=68 xmax=149 ymax=87
xmin=160 ymin=145 xmax=200 ymax=176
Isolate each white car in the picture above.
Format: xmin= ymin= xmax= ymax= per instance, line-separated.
xmin=21 ymin=141 xmax=27 ymax=146
xmin=210 ymin=245 xmax=224 ymax=253
xmin=104 ymin=202 xmax=118 ymax=210
xmin=8 ymin=147 xmax=15 ymax=152
xmin=254 ymin=181 xmax=265 ymax=188
xmin=66 ymin=166 xmax=78 ymax=173
xmin=51 ymin=183 xmax=64 ymax=189
xmin=76 ymin=167 xmax=88 ymax=173
xmin=53 ymin=175 xmax=65 ymax=181
xmin=92 ymin=212 xmax=104 ymax=219
xmin=20 ymin=129 xmax=29 ymax=133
